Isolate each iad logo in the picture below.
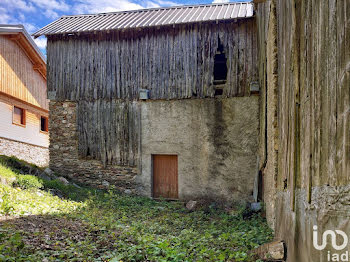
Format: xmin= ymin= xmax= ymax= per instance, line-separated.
xmin=313 ymin=225 xmax=349 ymax=261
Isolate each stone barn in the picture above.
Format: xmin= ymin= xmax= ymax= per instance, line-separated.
xmin=33 ymin=2 xmax=260 ymax=202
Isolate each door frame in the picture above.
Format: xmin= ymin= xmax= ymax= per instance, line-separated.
xmin=151 ymin=154 xmax=178 ymax=199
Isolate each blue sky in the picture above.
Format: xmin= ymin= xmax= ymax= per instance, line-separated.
xmin=0 ymin=0 xmax=249 ymax=55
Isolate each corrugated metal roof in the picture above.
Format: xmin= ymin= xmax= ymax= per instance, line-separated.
xmin=33 ymin=2 xmax=254 ymax=37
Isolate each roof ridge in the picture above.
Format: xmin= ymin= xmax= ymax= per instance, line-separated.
xmin=0 ymin=24 xmax=25 ymax=29
xmin=33 ymin=2 xmax=253 ymax=37
xmin=60 ymin=2 xmax=251 ymax=18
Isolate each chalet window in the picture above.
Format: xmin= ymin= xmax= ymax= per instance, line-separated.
xmin=40 ymin=116 xmax=48 ymax=132
xmin=13 ymin=106 xmax=26 ymax=126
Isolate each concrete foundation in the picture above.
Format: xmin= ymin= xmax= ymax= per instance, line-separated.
xmin=275 ymin=186 xmax=350 ymax=262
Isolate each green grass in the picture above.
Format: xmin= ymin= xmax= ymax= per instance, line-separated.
xmin=0 ymin=156 xmax=273 ymax=261
xmin=0 ymin=164 xmax=17 ymax=184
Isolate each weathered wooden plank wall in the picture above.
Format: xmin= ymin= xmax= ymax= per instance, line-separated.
xmin=256 ymin=0 xmax=349 ymax=227
xmin=76 ymin=99 xmax=139 ymax=167
xmin=256 ymin=1 xmax=270 ymax=173
xmin=46 ymin=20 xmax=257 ymax=101
xmin=275 ymin=0 xmax=350 ymax=195
xmin=255 ymin=0 xmax=349 ymax=260
xmin=47 ymin=20 xmax=258 ymax=166
xmin=255 ymin=1 xmax=349 ymax=260
xmin=255 ymin=0 xmax=280 ymax=227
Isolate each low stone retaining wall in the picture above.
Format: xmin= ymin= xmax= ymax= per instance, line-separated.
xmin=0 ymin=137 xmax=49 ymax=167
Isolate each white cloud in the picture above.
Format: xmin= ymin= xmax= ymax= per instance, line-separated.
xmin=212 ymin=0 xmax=230 ymax=3
xmin=1 ymin=0 xmax=36 ymax=12
xmin=143 ymin=0 xmax=176 ymax=9
xmin=23 ymin=23 xmax=38 ymax=33
xmin=144 ymin=0 xmax=177 ymax=9
xmin=153 ymin=0 xmax=178 ymax=7
xmin=33 ymin=37 xmax=47 ymax=50
xmin=44 ymin=9 xmax=59 ymax=19
xmin=29 ymin=0 xmax=69 ymax=12
xmin=72 ymin=0 xmax=178 ymax=15
xmin=72 ymin=0 xmax=143 ymax=14
xmin=0 ymin=7 xmax=11 ymax=23
xmin=144 ymin=1 xmax=161 ymax=9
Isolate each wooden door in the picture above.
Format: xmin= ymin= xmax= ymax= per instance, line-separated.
xmin=152 ymin=155 xmax=178 ymax=199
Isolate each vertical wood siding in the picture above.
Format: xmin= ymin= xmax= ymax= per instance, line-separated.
xmin=0 ymin=36 xmax=48 ymax=110
xmin=47 ymin=20 xmax=258 ymax=101
xmin=255 ymin=1 xmax=349 ymax=259
xmin=270 ymin=0 xmax=350 ymax=195
xmin=76 ymin=99 xmax=139 ymax=167
xmin=48 ymin=20 xmax=258 ymax=166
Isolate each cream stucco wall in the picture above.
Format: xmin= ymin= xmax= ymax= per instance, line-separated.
xmin=0 ymin=100 xmax=49 ymax=148
xmin=137 ymin=97 xmax=260 ymax=202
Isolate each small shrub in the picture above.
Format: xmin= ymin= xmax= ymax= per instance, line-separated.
xmin=0 ymin=165 xmax=17 ymax=184
xmin=0 ymin=190 xmax=14 ymax=215
xmin=43 ymin=179 xmax=92 ymax=201
xmin=0 ymin=155 xmax=41 ymax=176
xmin=14 ymin=175 xmax=43 ymax=190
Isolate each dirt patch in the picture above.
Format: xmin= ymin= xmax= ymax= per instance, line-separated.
xmin=0 ymin=215 xmax=117 ymax=255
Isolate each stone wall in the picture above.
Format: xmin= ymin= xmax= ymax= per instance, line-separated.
xmin=50 ymin=97 xmax=260 ymax=202
xmin=49 ymin=101 xmax=138 ymax=191
xmin=0 ymin=137 xmax=49 ymax=167
xmin=138 ymin=97 xmax=260 ymax=202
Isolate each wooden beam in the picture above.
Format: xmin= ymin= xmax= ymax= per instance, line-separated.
xmin=8 ymin=34 xmax=21 ymax=41
xmin=0 ymin=91 xmax=49 ymax=114
xmin=33 ymin=63 xmax=44 ymax=70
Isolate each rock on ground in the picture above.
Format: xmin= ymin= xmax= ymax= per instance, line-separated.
xmin=102 ymin=180 xmax=110 ymax=188
xmin=57 ymin=176 xmax=69 ymax=185
xmin=38 ymin=173 xmax=52 ymax=181
xmin=44 ymin=168 xmax=55 ymax=176
xmin=250 ymin=202 xmax=262 ymax=212
xmin=124 ymin=189 xmax=132 ymax=194
xmin=186 ymin=200 xmax=198 ymax=211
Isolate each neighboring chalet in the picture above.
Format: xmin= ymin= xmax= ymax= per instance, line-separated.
xmin=0 ymin=25 xmax=49 ymax=167
xmin=34 ymin=2 xmax=259 ymax=202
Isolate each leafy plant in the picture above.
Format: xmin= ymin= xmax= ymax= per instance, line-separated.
xmin=42 ymin=179 xmax=92 ymax=202
xmin=0 ymin=231 xmax=26 ymax=261
xmin=13 ymin=175 xmax=43 ymax=190
xmin=0 ymin=156 xmax=273 ymax=261
xmin=0 ymin=189 xmax=14 ymax=215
